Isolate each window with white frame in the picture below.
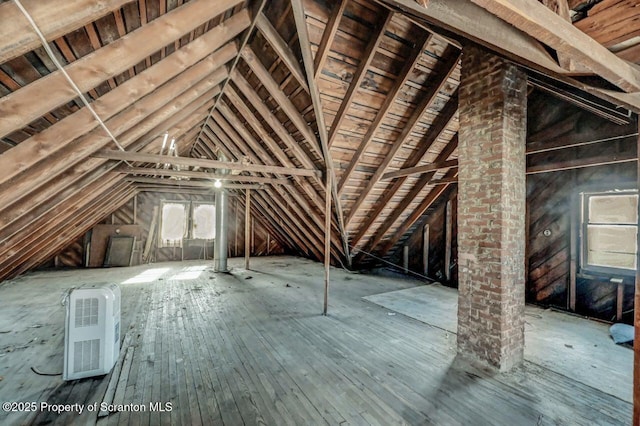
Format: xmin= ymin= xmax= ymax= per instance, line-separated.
xmin=159 ymin=200 xmax=216 ymax=247
xmin=581 ymin=190 xmax=638 ymax=275
xmin=192 ymin=202 xmax=216 ymax=240
xmin=160 ymin=202 xmax=189 ymax=247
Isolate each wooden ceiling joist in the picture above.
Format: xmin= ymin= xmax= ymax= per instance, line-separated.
xmin=94 ymin=150 xmax=321 ymax=177
xmin=125 ymin=177 xmax=264 ymax=190
xmin=120 ymin=167 xmax=291 ymax=185
xmin=207 ymin=124 xmax=330 ymax=259
xmin=354 ymin=130 xmax=459 ymax=256
xmin=0 ymin=0 xmax=244 ymax=139
xmin=0 ymin=0 xmax=134 ymax=64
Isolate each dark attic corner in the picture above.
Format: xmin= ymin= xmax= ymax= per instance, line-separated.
xmin=0 ymin=0 xmax=639 ymax=424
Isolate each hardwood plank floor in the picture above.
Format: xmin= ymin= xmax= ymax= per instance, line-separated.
xmin=0 ymin=256 xmax=632 ymax=425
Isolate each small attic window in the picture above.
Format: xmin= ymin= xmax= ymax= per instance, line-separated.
xmin=160 ymin=202 xmax=188 ymax=247
xmin=580 ymin=191 xmax=638 ymax=275
xmin=192 ymin=203 xmax=215 ymax=240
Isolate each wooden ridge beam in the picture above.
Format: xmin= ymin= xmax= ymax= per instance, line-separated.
xmin=0 ymin=0 xmax=243 ymax=139
xmin=120 ymin=167 xmax=291 ymax=185
xmin=0 ymin=0 xmax=134 ymax=63
xmin=328 ymin=11 xmax=393 ymax=148
xmin=291 ymin=0 xmax=350 ymax=264
xmin=348 ymin=95 xmax=458 ymax=249
xmin=470 ymin=0 xmax=640 ymax=92
xmin=0 ymin=32 xmax=242 ymax=187
xmin=345 ymin=48 xmax=461 ymax=225
xmin=313 ymin=0 xmax=348 ymax=80
xmin=255 ymin=12 xmax=309 ymax=93
xmin=94 ymin=150 xmax=321 ymax=177
xmin=337 ymin=31 xmax=432 ymax=194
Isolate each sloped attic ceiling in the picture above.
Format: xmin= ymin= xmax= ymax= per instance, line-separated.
xmin=0 ymin=0 xmax=638 ymax=280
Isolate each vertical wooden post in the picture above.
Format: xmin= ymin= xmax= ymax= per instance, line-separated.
xmin=245 ymin=189 xmax=251 ymax=270
xmin=569 ymin=193 xmax=578 ymax=311
xmin=444 ymin=200 xmax=452 ymax=281
xmin=133 ymin=195 xmax=137 ymax=225
xmin=403 ymin=245 xmax=409 ymax=274
xmin=267 ymin=233 xmax=271 ymax=255
xmin=423 ymin=224 xmax=430 ymax=277
xmin=324 ymin=173 xmax=332 ymax=315
xmin=235 ymin=198 xmax=239 ymax=257
xmin=617 ymin=282 xmax=624 ymax=322
xmin=634 ymin=126 xmax=640 ymax=426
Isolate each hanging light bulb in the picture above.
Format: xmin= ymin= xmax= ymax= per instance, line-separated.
xmin=214 ymin=179 xmax=222 ymax=188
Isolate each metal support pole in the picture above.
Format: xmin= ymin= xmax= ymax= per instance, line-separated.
xmin=214 ymin=155 xmax=229 ymax=272
xmin=245 ymin=189 xmax=251 ymax=270
xmin=323 ymin=173 xmax=331 ymax=315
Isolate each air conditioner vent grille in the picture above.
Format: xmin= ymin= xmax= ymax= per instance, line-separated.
xmin=73 ymin=339 xmax=100 ymax=373
xmin=75 ymin=297 xmax=99 ymax=327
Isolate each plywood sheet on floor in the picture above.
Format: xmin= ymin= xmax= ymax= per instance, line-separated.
xmin=0 ymin=257 xmax=632 ymax=425
xmin=363 ymin=283 xmax=633 ymax=403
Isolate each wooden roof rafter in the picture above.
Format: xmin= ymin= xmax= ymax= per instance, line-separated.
xmin=344 ymin=45 xmax=461 ymax=226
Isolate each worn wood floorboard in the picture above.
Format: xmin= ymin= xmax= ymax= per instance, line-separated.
xmin=0 ymin=256 xmax=632 ymax=425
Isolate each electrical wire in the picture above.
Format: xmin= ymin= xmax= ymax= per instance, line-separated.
xmin=348 ymin=244 xmax=437 ymax=282
xmin=13 ymin=0 xmax=132 ymax=166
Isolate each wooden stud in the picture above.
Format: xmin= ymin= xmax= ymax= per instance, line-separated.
xmin=423 ymin=224 xmax=430 ymax=277
xmin=403 ymin=245 xmax=409 ymax=274
xmin=444 ymin=200 xmax=452 ymax=282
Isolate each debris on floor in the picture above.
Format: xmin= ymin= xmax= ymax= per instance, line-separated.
xmin=609 ymin=323 xmax=634 ymax=345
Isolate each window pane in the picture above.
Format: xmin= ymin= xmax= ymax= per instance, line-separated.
xmin=192 ymin=204 xmax=215 ymax=239
xmin=161 ymin=203 xmax=187 ymax=243
xmin=587 ymin=224 xmax=637 ymax=270
xmin=588 ymin=194 xmax=637 ymax=224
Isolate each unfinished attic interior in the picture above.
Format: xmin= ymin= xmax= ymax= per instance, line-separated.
xmin=1 ymin=0 xmax=640 ymax=423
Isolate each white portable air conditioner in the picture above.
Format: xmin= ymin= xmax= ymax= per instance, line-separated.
xmin=63 ymin=283 xmax=121 ymax=380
